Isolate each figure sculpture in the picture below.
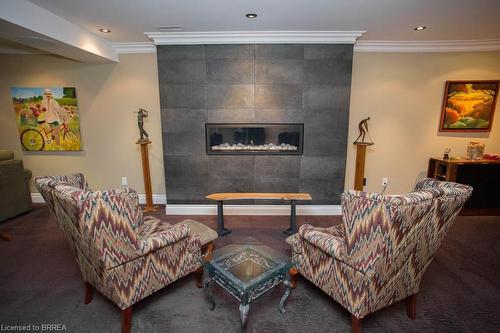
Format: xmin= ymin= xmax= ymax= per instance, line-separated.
xmin=137 ymin=108 xmax=149 ymax=142
xmin=354 ymin=117 xmax=374 ymax=145
xmin=443 ymin=148 xmax=451 ymax=160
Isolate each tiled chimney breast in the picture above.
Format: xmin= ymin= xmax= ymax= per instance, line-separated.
xmin=158 ymin=44 xmax=353 ymax=204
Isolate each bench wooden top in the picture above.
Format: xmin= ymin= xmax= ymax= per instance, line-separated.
xmin=206 ymin=192 xmax=312 ymax=201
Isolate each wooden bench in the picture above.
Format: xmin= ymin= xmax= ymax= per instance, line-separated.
xmin=206 ymin=193 xmax=313 ymax=236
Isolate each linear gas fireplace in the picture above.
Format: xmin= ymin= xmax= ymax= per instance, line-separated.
xmin=206 ymin=123 xmax=304 ymax=155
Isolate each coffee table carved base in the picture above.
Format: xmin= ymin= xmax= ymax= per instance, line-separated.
xmin=203 ymin=245 xmax=292 ymax=331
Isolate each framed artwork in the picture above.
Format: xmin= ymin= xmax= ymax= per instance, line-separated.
xmin=11 ymin=87 xmax=82 ymax=151
xmin=439 ymin=80 xmax=499 ymax=132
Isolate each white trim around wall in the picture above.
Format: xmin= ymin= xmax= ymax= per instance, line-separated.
xmin=165 ymin=204 xmax=341 ymax=216
xmin=31 ymin=193 xmax=45 ymax=203
xmin=145 ymin=31 xmax=365 ymax=45
xmin=112 ymin=42 xmax=157 ymax=54
xmin=354 ymin=39 xmax=500 ymax=52
xmin=110 ymin=38 xmax=500 ymax=54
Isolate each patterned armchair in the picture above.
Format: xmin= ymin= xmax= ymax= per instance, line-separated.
xmin=287 ymin=178 xmax=472 ymax=333
xmin=35 ymin=174 xmax=203 ymax=333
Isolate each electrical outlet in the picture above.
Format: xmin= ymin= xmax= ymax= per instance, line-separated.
xmin=121 ymin=177 xmax=128 ymax=186
xmin=382 ymin=177 xmax=389 ymax=187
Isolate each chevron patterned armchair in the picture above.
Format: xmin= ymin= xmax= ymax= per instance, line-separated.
xmin=35 ymin=174 xmax=202 ymax=333
xmin=287 ymin=178 xmax=472 ymax=333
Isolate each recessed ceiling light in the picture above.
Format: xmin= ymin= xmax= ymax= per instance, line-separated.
xmin=246 ymin=13 xmax=258 ymax=18
xmin=414 ymin=26 xmax=427 ymax=31
xmin=99 ymin=28 xmax=111 ymax=33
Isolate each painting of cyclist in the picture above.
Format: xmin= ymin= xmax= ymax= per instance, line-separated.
xmin=12 ymin=86 xmax=82 ymax=151
xmin=40 ymin=89 xmax=65 ymax=145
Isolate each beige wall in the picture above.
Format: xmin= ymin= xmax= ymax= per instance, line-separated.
xmin=0 ymin=53 xmax=165 ymax=194
xmin=346 ymin=51 xmax=500 ymax=194
xmin=1 ymin=50 xmax=500 ymax=197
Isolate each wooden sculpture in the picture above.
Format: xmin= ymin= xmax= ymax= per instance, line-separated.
xmin=353 ymin=117 xmax=374 ymax=191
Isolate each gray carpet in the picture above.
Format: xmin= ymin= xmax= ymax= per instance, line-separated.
xmin=1 ymin=206 xmax=499 ymax=333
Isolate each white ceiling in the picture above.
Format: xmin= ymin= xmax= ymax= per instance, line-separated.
xmin=26 ymin=0 xmax=500 ymax=43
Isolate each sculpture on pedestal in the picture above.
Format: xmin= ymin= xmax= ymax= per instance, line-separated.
xmin=353 ymin=117 xmax=374 ymax=191
xmin=135 ymin=108 xmax=156 ymax=211
xmin=353 ymin=117 xmax=374 ymax=145
xmin=136 ymin=108 xmax=149 ymax=143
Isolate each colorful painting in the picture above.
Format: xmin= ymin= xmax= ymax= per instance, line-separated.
xmin=11 ymin=87 xmax=82 ymax=150
xmin=440 ymin=80 xmax=499 ymax=132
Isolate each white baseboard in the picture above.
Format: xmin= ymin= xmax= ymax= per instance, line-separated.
xmin=165 ymin=204 xmax=341 ymax=216
xmin=138 ymin=194 xmax=167 ymax=205
xmin=32 ymin=193 xmax=168 ymax=205
xmin=31 ymin=193 xmax=45 ymax=203
xmin=32 ymin=193 xmax=339 ymax=215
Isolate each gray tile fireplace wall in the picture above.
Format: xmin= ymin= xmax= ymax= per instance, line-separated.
xmin=158 ymin=44 xmax=353 ymax=204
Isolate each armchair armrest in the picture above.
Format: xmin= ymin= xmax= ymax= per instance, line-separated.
xmin=414 ymin=178 xmax=473 ymax=196
xmin=137 ymin=219 xmax=192 ymax=255
xmin=413 ymin=178 xmax=443 ymax=191
xmin=298 ymin=224 xmax=346 ymax=260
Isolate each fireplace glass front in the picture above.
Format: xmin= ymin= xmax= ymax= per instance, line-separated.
xmin=206 ymin=123 xmax=304 ymax=155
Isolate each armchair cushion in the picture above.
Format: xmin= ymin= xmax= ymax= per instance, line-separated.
xmin=137 ymin=216 xmax=192 ymax=255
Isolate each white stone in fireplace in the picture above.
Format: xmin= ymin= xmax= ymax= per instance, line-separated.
xmin=211 ymin=142 xmax=298 ymax=151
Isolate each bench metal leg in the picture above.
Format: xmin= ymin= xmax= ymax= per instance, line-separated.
xmin=217 ymin=200 xmax=231 ymax=237
xmin=283 ymin=200 xmax=297 ymax=235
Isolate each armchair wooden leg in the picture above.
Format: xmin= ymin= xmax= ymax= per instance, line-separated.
xmin=0 ymin=230 xmax=12 ymax=241
xmin=289 ymin=267 xmax=299 ymax=289
xmin=84 ymin=282 xmax=93 ymax=304
xmin=195 ymin=267 xmax=203 ymax=288
xmin=201 ymin=241 xmax=214 ymax=262
xmin=122 ymin=307 xmax=132 ymax=333
xmin=351 ymin=315 xmax=361 ymax=333
xmin=406 ymin=293 xmax=417 ymax=320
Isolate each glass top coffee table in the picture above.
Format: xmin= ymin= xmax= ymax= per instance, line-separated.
xmin=203 ymin=243 xmax=293 ymax=331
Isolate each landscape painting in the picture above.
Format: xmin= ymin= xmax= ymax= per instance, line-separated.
xmin=440 ymin=80 xmax=499 ymax=132
xmin=11 ymin=87 xmax=82 ymax=151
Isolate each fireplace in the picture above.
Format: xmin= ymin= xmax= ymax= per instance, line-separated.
xmin=206 ymin=123 xmax=304 ymax=155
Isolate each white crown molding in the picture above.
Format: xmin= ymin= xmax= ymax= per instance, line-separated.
xmin=145 ymin=31 xmax=365 ymax=45
xmin=354 ymin=39 xmax=500 ymax=52
xmin=113 ymin=42 xmax=156 ymax=54
xmin=32 ymin=193 xmax=167 ymax=205
xmin=165 ymin=204 xmax=341 ymax=216
xmin=14 ymin=38 xmax=500 ymax=55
